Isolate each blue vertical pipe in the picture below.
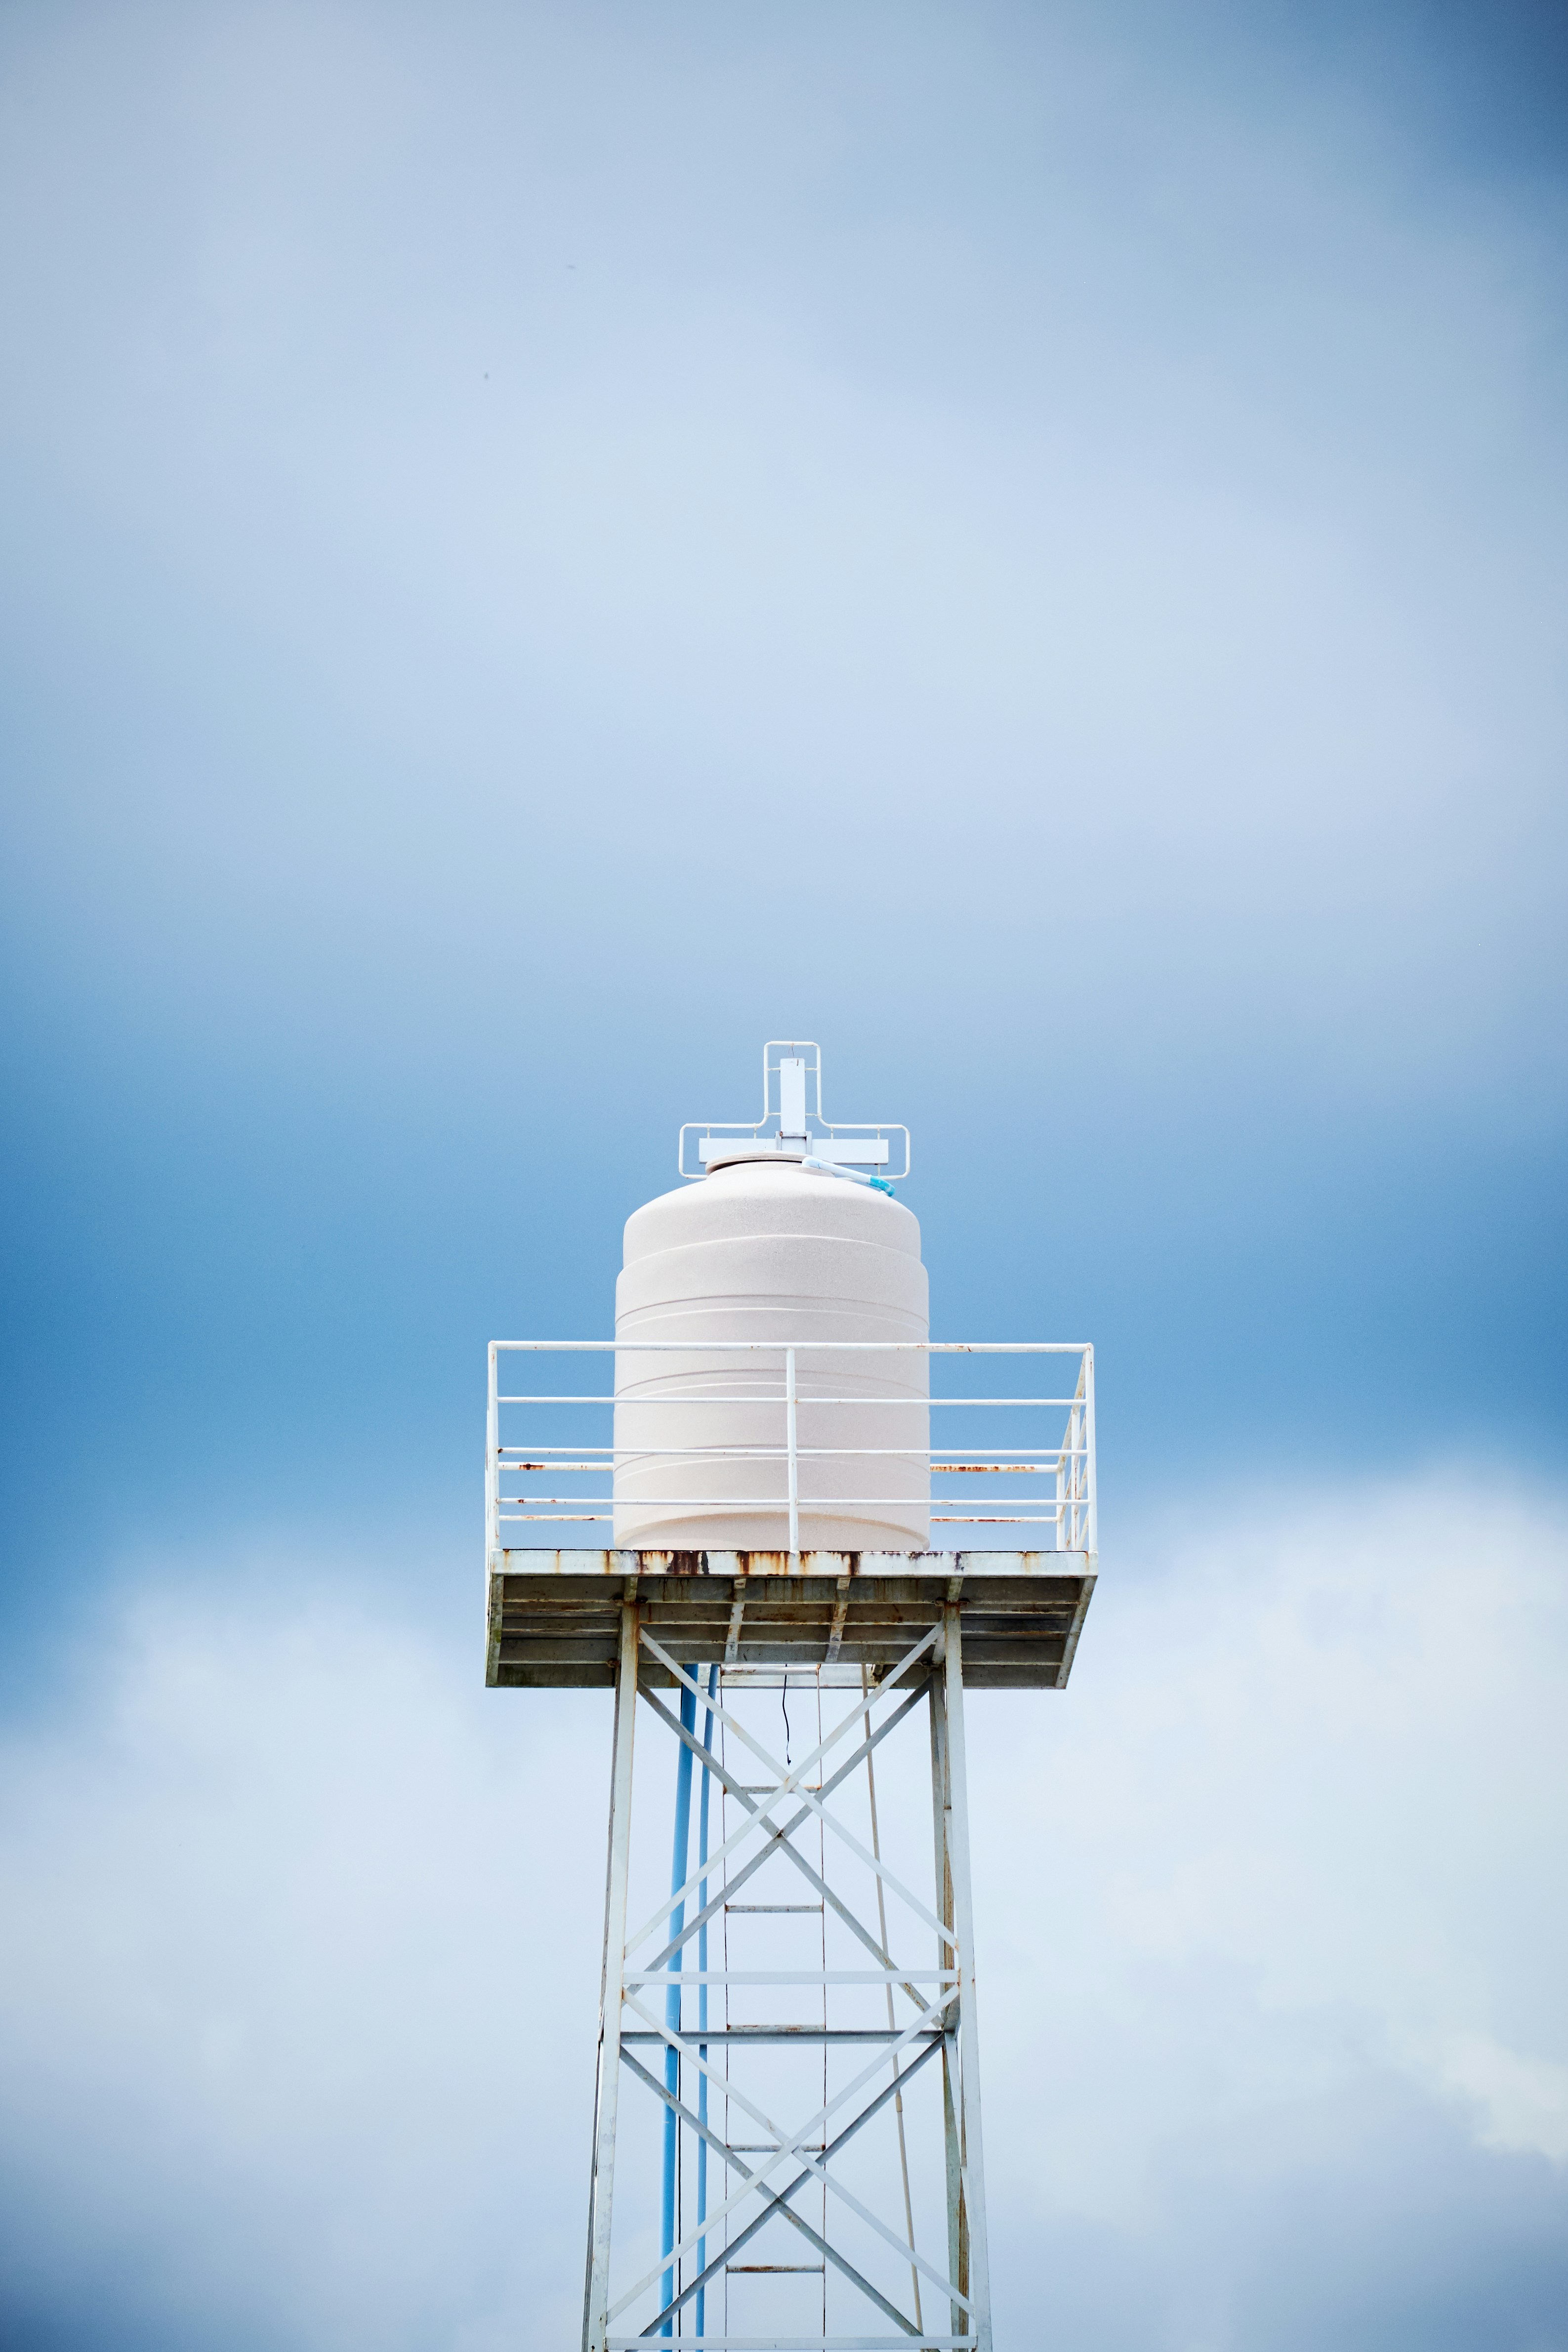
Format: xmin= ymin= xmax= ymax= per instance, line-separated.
xmin=695 ymin=1664 xmax=717 ymax=2337
xmin=660 ymin=1673 xmax=698 ymax=2335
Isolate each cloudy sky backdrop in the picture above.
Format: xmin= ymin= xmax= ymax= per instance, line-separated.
xmin=1 ymin=1 xmax=1565 ymax=2345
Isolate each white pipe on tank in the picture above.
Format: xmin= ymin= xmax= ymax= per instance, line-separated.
xmin=799 ymin=1156 xmax=895 ymax=1195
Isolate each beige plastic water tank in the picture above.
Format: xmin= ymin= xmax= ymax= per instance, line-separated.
xmin=612 ymin=1155 xmax=930 ymax=1552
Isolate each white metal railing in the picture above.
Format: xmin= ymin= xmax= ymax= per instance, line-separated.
xmin=485 ymin=1340 xmax=1095 ymax=1560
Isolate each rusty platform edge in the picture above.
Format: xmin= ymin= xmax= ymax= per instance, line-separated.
xmin=485 ymin=1551 xmax=1098 ymax=1692
xmin=490 ymin=1548 xmax=1095 ymax=1577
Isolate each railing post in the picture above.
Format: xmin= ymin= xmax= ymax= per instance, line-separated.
xmin=1082 ymin=1343 xmax=1097 ymax=1554
xmin=486 ymin=1341 xmax=500 ymax=1570
xmin=785 ymin=1345 xmax=799 ymax=1557
xmin=1068 ymin=1397 xmax=1080 ymax=1549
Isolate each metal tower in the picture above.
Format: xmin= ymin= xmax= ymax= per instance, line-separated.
xmin=485 ymin=1050 xmax=1096 ymax=2349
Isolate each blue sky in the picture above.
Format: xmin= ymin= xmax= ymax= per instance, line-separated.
xmin=1 ymin=2 xmax=1566 ymax=2345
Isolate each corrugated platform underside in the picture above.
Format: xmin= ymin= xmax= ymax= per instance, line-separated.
xmin=486 ymin=1550 xmax=1096 ymax=1691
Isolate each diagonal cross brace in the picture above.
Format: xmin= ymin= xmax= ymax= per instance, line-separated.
xmin=635 ymin=1675 xmax=929 ymax=1953
xmin=623 ymin=1620 xmax=943 ymax=1955
xmin=637 ymin=1678 xmax=931 ymax=2003
xmin=609 ymin=1986 xmax=969 ymax=2320
xmin=634 ymin=1627 xmax=954 ymax=1954
xmin=619 ymin=2038 xmax=942 ymax=2337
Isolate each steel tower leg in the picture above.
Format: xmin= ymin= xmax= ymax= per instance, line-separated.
xmin=942 ymin=1603 xmax=993 ymax=2352
xmin=659 ymin=1672 xmax=698 ymax=2334
xmin=583 ymin=1598 xmax=640 ymax=2352
xmin=929 ymin=1669 xmax=967 ymax=2333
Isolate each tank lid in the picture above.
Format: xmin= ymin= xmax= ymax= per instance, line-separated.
xmin=701 ymin=1144 xmax=809 ymax=1172
xmin=677 ymin=1041 xmax=910 ymax=1185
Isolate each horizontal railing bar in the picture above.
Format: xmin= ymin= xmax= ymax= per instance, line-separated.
xmin=500 ymin=1495 xmax=1061 ymax=1507
xmin=498 ymin=1395 xmax=1084 ymax=1406
xmin=501 ymin=1464 xmax=1055 ymax=1476
xmin=501 ymin=1490 xmax=1069 ymax=1511
xmin=498 ymin=1449 xmax=1073 ymax=1463
xmin=495 ymin=1340 xmax=1089 ymax=1352
xmin=497 ymin=1516 xmax=1060 ymax=1527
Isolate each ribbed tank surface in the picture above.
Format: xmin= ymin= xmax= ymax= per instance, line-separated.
xmin=612 ymin=1158 xmax=930 ymax=1551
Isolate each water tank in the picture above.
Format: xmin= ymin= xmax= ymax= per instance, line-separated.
xmin=612 ymin=1154 xmax=930 ymax=1552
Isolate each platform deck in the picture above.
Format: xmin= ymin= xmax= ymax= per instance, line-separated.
xmin=486 ymin=1548 xmax=1096 ymax=1690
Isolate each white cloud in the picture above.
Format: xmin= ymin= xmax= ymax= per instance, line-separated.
xmin=1440 ymin=2034 xmax=1568 ymax=2165
xmin=1 ymin=1474 xmax=1566 ymax=2345
xmin=970 ymin=1472 xmax=1568 ymax=2339
xmin=0 ymin=1584 xmax=609 ymax=2348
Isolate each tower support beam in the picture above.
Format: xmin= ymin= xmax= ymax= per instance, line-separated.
xmin=941 ymin=1606 xmax=992 ymax=2352
xmin=577 ymin=1583 xmax=1004 ymax=2351
xmin=583 ymin=1598 xmax=640 ymax=2352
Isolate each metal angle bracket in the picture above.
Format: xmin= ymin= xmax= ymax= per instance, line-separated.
xmin=824 ymin=1573 xmax=853 ymax=1665
xmin=723 ymin=1580 xmax=746 ymax=1663
xmin=1055 ymin=1558 xmax=1096 ymax=1690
